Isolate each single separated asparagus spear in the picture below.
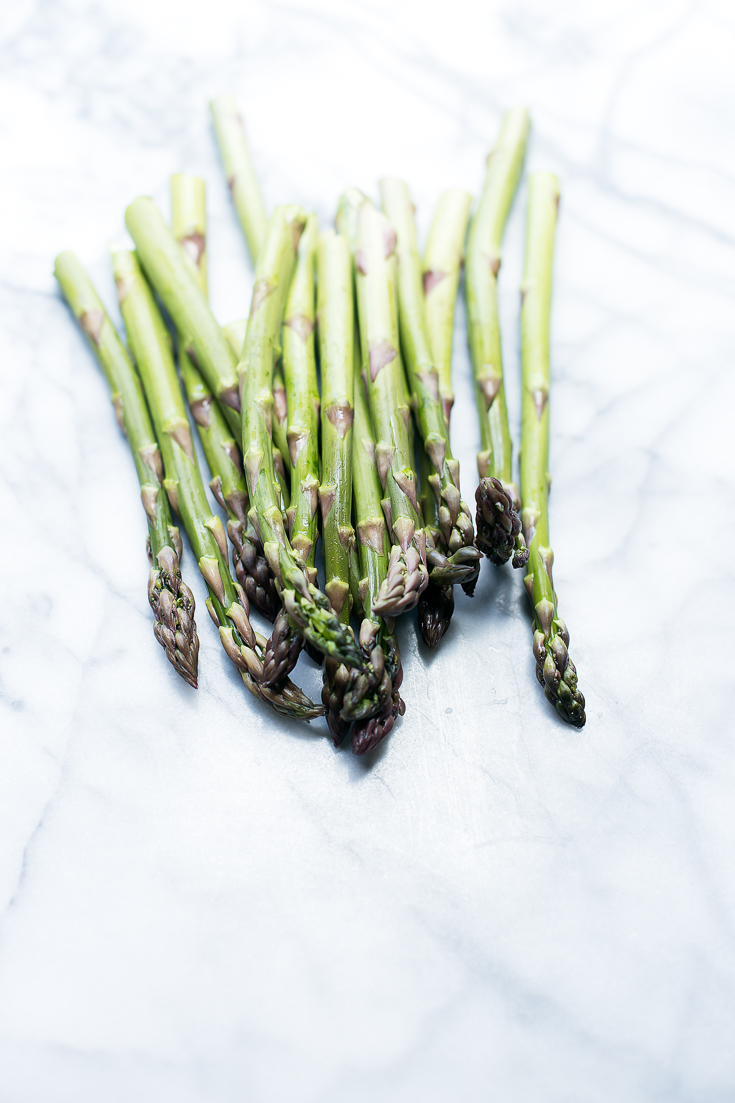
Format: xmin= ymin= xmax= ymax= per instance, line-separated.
xmin=282 ymin=214 xmax=320 ymax=575
xmin=126 ymin=197 xmax=242 ymax=431
xmin=423 ymin=188 xmax=472 ymax=427
xmin=171 ymin=176 xmax=280 ymax=625
xmin=380 ymin=178 xmax=480 ymax=591
xmin=466 ymin=108 xmax=530 ymax=569
xmin=112 ymin=247 xmax=322 ymax=720
xmin=210 ymin=94 xmax=268 ymax=266
xmin=316 ymin=229 xmax=355 ymax=623
xmin=354 ymin=200 xmax=428 ymax=615
xmin=520 ymin=174 xmax=585 ymax=728
xmin=54 ymin=251 xmax=199 ymax=688
xmin=238 ymin=206 xmax=363 ymax=669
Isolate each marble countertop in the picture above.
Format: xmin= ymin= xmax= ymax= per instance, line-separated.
xmin=1 ymin=0 xmax=734 ymax=1099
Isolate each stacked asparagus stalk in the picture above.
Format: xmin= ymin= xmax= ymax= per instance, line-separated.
xmin=55 ymin=96 xmax=586 ymax=748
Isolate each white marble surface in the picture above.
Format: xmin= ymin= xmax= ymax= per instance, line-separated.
xmin=1 ymin=0 xmax=734 ymax=1099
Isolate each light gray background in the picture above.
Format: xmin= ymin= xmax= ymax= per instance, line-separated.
xmin=1 ymin=0 xmax=734 ymax=1100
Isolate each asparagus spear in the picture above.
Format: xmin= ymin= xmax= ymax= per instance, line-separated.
xmin=335 ymin=187 xmax=368 ymax=251
xmin=466 ymin=108 xmax=531 ymax=569
xmin=379 ymin=178 xmax=480 ymax=591
xmin=423 ymin=188 xmax=472 ymax=426
xmin=348 ymin=370 xmax=405 ymax=754
xmin=170 ymin=177 xmax=280 ymax=624
xmin=112 ymin=247 xmax=322 ymax=720
xmin=169 ymin=181 xmax=300 ymax=688
xmin=271 ymin=362 xmax=292 ymax=483
xmin=282 ymin=214 xmax=320 ymax=575
xmin=210 ymin=101 xmax=292 ymax=500
xmin=316 ymin=229 xmax=355 ymax=623
xmin=421 ymin=193 xmax=473 ymax=632
xmin=223 ymin=320 xmax=290 ymax=515
xmin=322 ymin=356 xmax=405 ymax=749
xmin=520 ymin=174 xmax=585 ymax=728
xmin=210 ymin=94 xmax=268 ymax=266
xmin=238 ymin=205 xmax=363 ymax=669
xmin=171 ymin=176 xmax=296 ymax=690
xmin=54 ymin=251 xmax=199 ymax=688
xmin=125 ymin=197 xmax=242 ymax=434
xmin=354 ymin=199 xmax=428 ymax=615
xmin=417 ymin=443 xmax=454 ymax=649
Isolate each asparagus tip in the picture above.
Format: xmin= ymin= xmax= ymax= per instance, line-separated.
xmin=417 ymin=582 xmax=454 ymax=650
xmin=475 ymin=477 xmax=528 ymax=568
xmin=148 ymin=547 xmax=200 ymax=689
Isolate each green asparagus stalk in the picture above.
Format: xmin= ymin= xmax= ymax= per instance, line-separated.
xmin=238 ymin=205 xmax=363 ymax=669
xmin=125 ymin=197 xmax=242 ymax=435
xmin=520 ymin=174 xmax=585 ymax=728
xmin=112 ymin=247 xmax=322 ymax=720
xmin=170 ymin=175 xmax=247 ymax=534
xmin=354 ymin=199 xmax=428 ymax=615
xmin=423 ymin=188 xmax=472 ymax=426
xmin=282 ymin=214 xmax=320 ymax=574
xmin=170 ymin=176 xmax=282 ymax=640
xmin=223 ymin=317 xmax=247 ymax=358
xmin=54 ymin=251 xmax=199 ymax=688
xmin=379 ymin=178 xmax=480 ymax=591
xmin=351 ymin=363 xmax=389 ymax=620
xmin=417 ymin=443 xmax=455 ymax=649
xmin=181 ymin=335 xmax=280 ymax=624
xmin=218 ymin=323 xmax=281 ymax=622
xmin=315 ymin=229 xmax=358 ymax=738
xmin=322 ymin=358 xmax=405 ymax=749
xmin=223 ymin=320 xmax=290 ymax=511
xmin=171 ymin=183 xmax=244 ymax=512
xmin=466 ymin=108 xmax=530 ymax=569
xmin=171 ymin=178 xmax=301 ymax=689
xmin=271 ymin=362 xmax=292 ymax=482
xmin=209 ymin=100 xmax=292 ymax=501
xmin=335 ymin=187 xmax=368 ymax=251
xmin=210 ymin=94 xmax=268 ymax=266
xmin=348 ymin=369 xmax=405 ymax=753
xmin=316 ymin=229 xmax=355 ymax=623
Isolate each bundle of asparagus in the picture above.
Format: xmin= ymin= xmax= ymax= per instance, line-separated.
xmin=111 ymin=246 xmax=322 ymax=719
xmin=55 ymin=95 xmax=586 ymax=751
